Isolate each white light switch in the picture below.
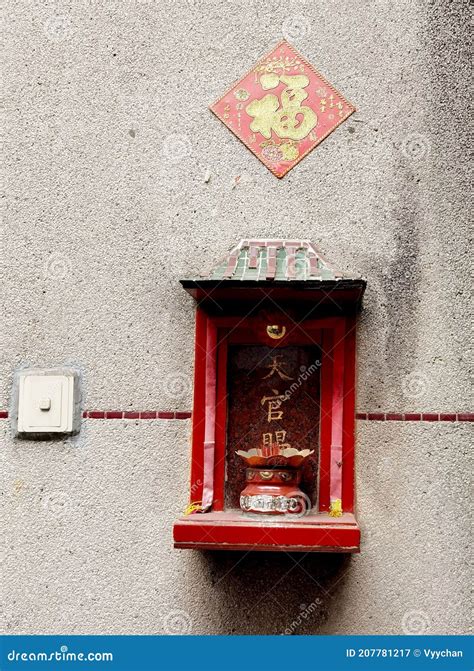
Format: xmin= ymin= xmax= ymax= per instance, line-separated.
xmin=39 ymin=397 xmax=51 ymax=411
xmin=13 ymin=368 xmax=81 ymax=437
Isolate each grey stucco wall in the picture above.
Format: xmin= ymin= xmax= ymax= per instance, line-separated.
xmin=1 ymin=0 xmax=472 ymax=635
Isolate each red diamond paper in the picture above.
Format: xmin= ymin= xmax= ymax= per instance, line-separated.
xmin=210 ymin=40 xmax=355 ymax=178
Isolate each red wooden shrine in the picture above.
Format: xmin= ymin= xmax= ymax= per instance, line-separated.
xmin=173 ymin=240 xmax=366 ymax=552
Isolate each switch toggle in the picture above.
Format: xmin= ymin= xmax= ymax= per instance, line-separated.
xmin=39 ymin=397 xmax=51 ymax=411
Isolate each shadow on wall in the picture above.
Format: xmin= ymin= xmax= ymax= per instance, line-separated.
xmin=194 ymin=551 xmax=352 ymax=635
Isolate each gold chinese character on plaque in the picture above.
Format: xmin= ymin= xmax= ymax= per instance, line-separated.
xmin=260 ymin=389 xmax=286 ymax=422
xmin=262 ymin=355 xmax=294 ymax=381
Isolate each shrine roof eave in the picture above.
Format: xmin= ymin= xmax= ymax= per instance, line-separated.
xmin=180 ymin=277 xmax=366 ymax=309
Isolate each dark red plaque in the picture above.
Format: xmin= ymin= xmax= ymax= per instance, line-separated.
xmin=226 ymin=345 xmax=320 ymax=508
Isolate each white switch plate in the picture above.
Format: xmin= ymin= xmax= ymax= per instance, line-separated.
xmin=13 ymin=368 xmax=81 ymax=437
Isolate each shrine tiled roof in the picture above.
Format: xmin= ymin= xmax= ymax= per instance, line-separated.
xmin=189 ymin=239 xmax=360 ymax=282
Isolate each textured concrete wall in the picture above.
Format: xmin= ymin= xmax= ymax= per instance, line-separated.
xmin=1 ymin=0 xmax=471 ymax=635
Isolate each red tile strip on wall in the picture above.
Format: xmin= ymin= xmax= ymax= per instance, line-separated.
xmin=83 ymin=411 xmax=192 ymax=420
xmin=0 ymin=410 xmax=472 ymax=421
xmin=355 ymin=412 xmax=474 ymax=422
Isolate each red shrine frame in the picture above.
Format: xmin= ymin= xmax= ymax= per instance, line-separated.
xmin=173 ymin=308 xmax=360 ymax=552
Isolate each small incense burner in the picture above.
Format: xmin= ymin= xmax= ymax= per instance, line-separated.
xmin=236 ymin=445 xmax=313 ymax=516
xmin=240 ymin=467 xmax=306 ymax=515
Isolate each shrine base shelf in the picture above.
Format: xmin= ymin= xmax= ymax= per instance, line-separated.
xmin=173 ymin=511 xmax=360 ymax=553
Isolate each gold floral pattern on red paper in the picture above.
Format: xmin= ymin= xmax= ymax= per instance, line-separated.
xmin=210 ymin=40 xmax=355 ymax=178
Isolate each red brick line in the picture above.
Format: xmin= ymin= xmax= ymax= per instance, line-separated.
xmin=356 ymin=412 xmax=474 ymax=422
xmin=0 ymin=410 xmax=472 ymax=422
xmin=85 ymin=411 xmax=192 ymax=420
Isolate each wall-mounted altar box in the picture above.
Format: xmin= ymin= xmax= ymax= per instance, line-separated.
xmin=173 ymin=240 xmax=366 ymax=552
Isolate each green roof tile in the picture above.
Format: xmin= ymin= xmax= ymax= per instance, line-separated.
xmin=186 ymin=240 xmax=360 ymax=283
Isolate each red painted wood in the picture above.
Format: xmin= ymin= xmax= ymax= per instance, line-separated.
xmin=175 ymin=542 xmax=358 ymax=553
xmin=213 ymin=334 xmax=228 ymax=511
xmin=329 ymin=321 xmax=345 ymax=506
xmin=226 ymin=326 xmax=318 ymax=347
xmin=174 ymin=512 xmax=360 ymax=552
xmin=214 ymin=316 xmax=342 ymax=331
xmin=318 ymin=328 xmax=333 ymax=512
xmin=201 ymin=318 xmax=218 ymax=510
xmin=175 ymin=510 xmax=358 ymax=525
xmin=189 ymin=308 xmax=207 ymax=504
xmin=342 ymin=317 xmax=356 ymax=512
